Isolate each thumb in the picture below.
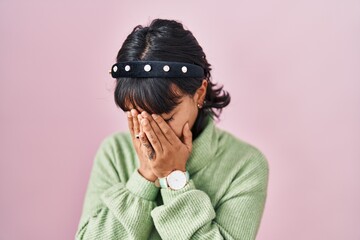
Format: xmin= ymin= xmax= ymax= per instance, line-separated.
xmin=182 ymin=122 xmax=192 ymax=152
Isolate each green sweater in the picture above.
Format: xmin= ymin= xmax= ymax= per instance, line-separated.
xmin=75 ymin=116 xmax=269 ymax=240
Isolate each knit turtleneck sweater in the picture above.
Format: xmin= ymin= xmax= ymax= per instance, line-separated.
xmin=75 ymin=116 xmax=269 ymax=240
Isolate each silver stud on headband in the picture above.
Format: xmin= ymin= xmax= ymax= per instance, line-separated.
xmin=163 ymin=65 xmax=170 ymax=72
xmin=125 ymin=65 xmax=131 ymax=71
xmin=182 ymin=66 xmax=187 ymax=73
xmin=113 ymin=65 xmax=118 ymax=72
xmin=144 ymin=64 xmax=151 ymax=72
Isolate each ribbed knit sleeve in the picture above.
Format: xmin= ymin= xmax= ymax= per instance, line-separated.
xmin=75 ymin=137 xmax=160 ymax=240
xmin=150 ymin=150 xmax=269 ymax=240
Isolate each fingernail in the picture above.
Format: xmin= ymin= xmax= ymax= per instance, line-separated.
xmin=152 ymin=114 xmax=158 ymax=119
xmin=131 ymin=109 xmax=137 ymax=116
xmin=127 ymin=111 xmax=131 ymax=117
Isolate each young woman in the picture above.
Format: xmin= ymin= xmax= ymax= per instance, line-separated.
xmin=76 ymin=18 xmax=269 ymax=240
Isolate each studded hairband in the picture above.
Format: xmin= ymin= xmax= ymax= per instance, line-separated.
xmin=109 ymin=60 xmax=205 ymax=78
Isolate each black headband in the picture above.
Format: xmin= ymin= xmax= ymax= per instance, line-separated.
xmin=109 ymin=60 xmax=205 ymax=78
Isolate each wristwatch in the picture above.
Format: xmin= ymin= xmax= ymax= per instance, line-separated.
xmin=158 ymin=170 xmax=190 ymax=190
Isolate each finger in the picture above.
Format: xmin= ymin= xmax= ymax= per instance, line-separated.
xmin=139 ymin=132 xmax=156 ymax=161
xmin=182 ymin=122 xmax=193 ymax=152
xmin=136 ymin=114 xmax=154 ymax=159
xmin=141 ymin=111 xmax=171 ymax=148
xmin=131 ymin=109 xmax=140 ymax=139
xmin=151 ymin=113 xmax=181 ymax=145
xmin=138 ymin=114 xmax=151 ymax=148
xmin=126 ymin=111 xmax=135 ymax=139
xmin=137 ymin=114 xmax=144 ymax=136
xmin=138 ymin=115 xmax=150 ymax=143
xmin=140 ymin=117 xmax=163 ymax=154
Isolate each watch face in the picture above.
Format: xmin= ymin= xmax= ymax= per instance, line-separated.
xmin=167 ymin=170 xmax=187 ymax=190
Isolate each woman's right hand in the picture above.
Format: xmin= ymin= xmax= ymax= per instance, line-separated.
xmin=127 ymin=109 xmax=158 ymax=182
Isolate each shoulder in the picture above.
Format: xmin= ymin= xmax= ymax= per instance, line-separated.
xmin=91 ymin=131 xmax=136 ymax=181
xmin=216 ymin=126 xmax=268 ymax=164
xmin=214 ymin=126 xmax=269 ymax=187
xmin=98 ymin=131 xmax=132 ymax=150
xmin=94 ymin=131 xmax=134 ymax=161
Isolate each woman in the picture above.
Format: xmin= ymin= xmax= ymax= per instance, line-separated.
xmin=76 ymin=18 xmax=269 ymax=240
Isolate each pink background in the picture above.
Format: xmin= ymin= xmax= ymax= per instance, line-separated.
xmin=1 ymin=0 xmax=359 ymax=239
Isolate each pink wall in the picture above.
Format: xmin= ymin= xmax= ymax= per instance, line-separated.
xmin=1 ymin=0 xmax=359 ymax=239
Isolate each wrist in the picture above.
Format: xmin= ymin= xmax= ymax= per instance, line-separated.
xmin=158 ymin=169 xmax=190 ymax=190
xmin=157 ymin=167 xmax=186 ymax=179
xmin=138 ymin=168 xmax=157 ymax=182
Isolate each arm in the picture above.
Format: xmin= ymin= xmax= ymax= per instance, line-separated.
xmin=75 ymin=136 xmax=160 ymax=240
xmin=150 ymin=150 xmax=269 ymax=240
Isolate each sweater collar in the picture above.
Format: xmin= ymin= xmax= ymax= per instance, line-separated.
xmin=186 ymin=116 xmax=218 ymax=176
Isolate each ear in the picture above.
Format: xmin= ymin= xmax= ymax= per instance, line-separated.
xmin=193 ymin=79 xmax=208 ymax=104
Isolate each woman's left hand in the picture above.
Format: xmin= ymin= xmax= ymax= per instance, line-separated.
xmin=139 ymin=111 xmax=192 ymax=178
